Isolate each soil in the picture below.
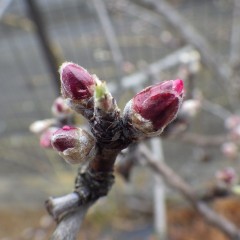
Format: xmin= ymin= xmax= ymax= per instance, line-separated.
xmin=1 ymin=197 xmax=240 ymax=240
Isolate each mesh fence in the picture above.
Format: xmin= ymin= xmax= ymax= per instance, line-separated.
xmin=0 ymin=0 xmax=236 ymax=207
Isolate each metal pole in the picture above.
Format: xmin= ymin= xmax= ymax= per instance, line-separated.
xmin=150 ymin=138 xmax=167 ymax=239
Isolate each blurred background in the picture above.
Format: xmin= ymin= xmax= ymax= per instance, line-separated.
xmin=0 ymin=0 xmax=240 ymax=239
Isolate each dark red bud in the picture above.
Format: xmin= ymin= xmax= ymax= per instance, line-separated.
xmin=60 ymin=62 xmax=95 ymax=100
xmin=51 ymin=125 xmax=96 ymax=164
xmin=51 ymin=126 xmax=78 ymax=152
xmin=133 ymin=79 xmax=184 ymax=130
xmin=40 ymin=127 xmax=59 ymax=149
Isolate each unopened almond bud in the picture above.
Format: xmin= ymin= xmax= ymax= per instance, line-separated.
xmin=59 ymin=62 xmax=98 ymax=118
xmin=216 ymin=167 xmax=238 ymax=186
xmin=40 ymin=127 xmax=59 ymax=149
xmin=230 ymin=125 xmax=240 ymax=142
xmin=60 ymin=62 xmax=95 ymax=100
xmin=51 ymin=126 xmax=95 ymax=165
xmin=124 ymin=79 xmax=184 ymax=137
xmin=221 ymin=142 xmax=238 ymax=160
xmin=178 ymin=99 xmax=201 ymax=119
xmin=225 ymin=115 xmax=240 ymax=130
xmin=29 ymin=119 xmax=56 ymax=134
xmin=51 ymin=97 xmax=72 ymax=117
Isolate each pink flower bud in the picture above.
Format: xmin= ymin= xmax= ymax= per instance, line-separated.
xmin=59 ymin=62 xmax=95 ymax=100
xmin=124 ymin=79 xmax=184 ymax=137
xmin=51 ymin=126 xmax=95 ymax=165
xmin=216 ymin=167 xmax=238 ymax=186
xmin=221 ymin=142 xmax=238 ymax=160
xmin=51 ymin=97 xmax=72 ymax=117
xmin=230 ymin=125 xmax=240 ymax=142
xmin=178 ymin=99 xmax=201 ymax=119
xmin=29 ymin=119 xmax=56 ymax=134
xmin=225 ymin=115 xmax=240 ymax=130
xmin=40 ymin=127 xmax=59 ymax=149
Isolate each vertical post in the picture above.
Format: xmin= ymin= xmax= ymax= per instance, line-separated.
xmin=150 ymin=137 xmax=167 ymax=239
xmin=24 ymin=0 xmax=61 ymax=96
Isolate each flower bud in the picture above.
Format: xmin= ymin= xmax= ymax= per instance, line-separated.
xmin=221 ymin=142 xmax=238 ymax=160
xmin=40 ymin=127 xmax=59 ymax=149
xmin=51 ymin=97 xmax=72 ymax=117
xmin=216 ymin=167 xmax=238 ymax=186
xmin=29 ymin=119 xmax=56 ymax=134
xmin=230 ymin=125 xmax=240 ymax=142
xmin=225 ymin=115 xmax=240 ymax=130
xmin=178 ymin=99 xmax=201 ymax=119
xmin=51 ymin=126 xmax=95 ymax=165
xmin=59 ymin=62 xmax=95 ymax=100
xmin=123 ymin=79 xmax=184 ymax=137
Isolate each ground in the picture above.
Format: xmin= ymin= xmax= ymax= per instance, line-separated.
xmin=1 ymin=197 xmax=240 ymax=240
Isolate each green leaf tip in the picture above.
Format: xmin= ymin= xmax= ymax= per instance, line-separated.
xmin=94 ymin=82 xmax=108 ymax=100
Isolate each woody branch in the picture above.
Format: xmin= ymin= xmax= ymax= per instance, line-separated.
xmin=46 ymin=62 xmax=184 ymax=239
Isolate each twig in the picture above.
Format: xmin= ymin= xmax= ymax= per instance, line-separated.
xmin=46 ymin=193 xmax=80 ymax=220
xmin=139 ymin=143 xmax=240 ymax=240
xmin=50 ymin=203 xmax=93 ymax=240
xmin=107 ymin=45 xmax=194 ymax=92
xmin=123 ymin=45 xmax=193 ymax=89
xmin=92 ymin=0 xmax=124 ymax=93
xmin=178 ymin=132 xmax=227 ymax=147
xmin=24 ymin=0 xmax=61 ymax=96
xmin=202 ymin=99 xmax=232 ymax=120
xmin=115 ymin=143 xmax=138 ymax=181
xmin=106 ymin=0 xmax=164 ymax=28
xmin=137 ymin=0 xmax=235 ymax=105
xmin=139 ymin=0 xmax=233 ymax=82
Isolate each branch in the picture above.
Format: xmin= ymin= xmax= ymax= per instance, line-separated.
xmin=136 ymin=0 xmax=235 ymax=106
xmin=139 ymin=143 xmax=240 ymax=240
xmin=47 ymin=67 xmax=184 ymax=239
xmin=92 ymin=0 xmax=125 ymax=92
xmin=107 ymin=0 xmax=165 ymax=28
xmin=107 ymin=45 xmax=194 ymax=93
xmin=139 ymin=0 xmax=232 ymax=82
xmin=202 ymin=99 xmax=232 ymax=120
xmin=176 ymin=132 xmax=227 ymax=147
xmin=50 ymin=203 xmax=93 ymax=240
xmin=121 ymin=45 xmax=194 ymax=89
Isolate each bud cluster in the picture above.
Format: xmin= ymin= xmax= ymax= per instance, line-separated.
xmin=31 ymin=61 xmax=187 ymax=233
xmin=30 ymin=96 xmax=73 ymax=149
xmin=31 ymin=61 xmax=185 ymax=168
